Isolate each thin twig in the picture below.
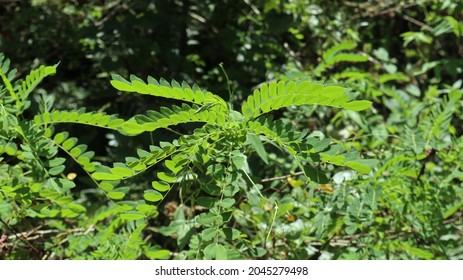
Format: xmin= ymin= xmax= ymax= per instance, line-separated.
xmin=95 ymin=1 xmax=131 ymax=27
xmin=8 ymin=226 xmax=95 ymax=241
xmin=243 ymin=0 xmax=261 ymax=16
xmin=402 ymin=14 xmax=433 ymax=32
xmin=343 ymin=0 xmax=435 ymax=18
xmin=261 ymin=171 xmax=304 ymax=183
xmin=0 ymin=217 xmax=40 ymax=254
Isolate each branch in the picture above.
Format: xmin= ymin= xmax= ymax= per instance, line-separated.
xmin=402 ymin=14 xmax=433 ymax=32
xmin=261 ymin=171 xmax=304 ymax=183
xmin=0 ymin=216 xmax=40 ymax=254
xmin=7 ymin=225 xmax=95 ymax=241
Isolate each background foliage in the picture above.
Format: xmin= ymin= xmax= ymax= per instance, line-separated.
xmin=0 ymin=0 xmax=462 ymax=259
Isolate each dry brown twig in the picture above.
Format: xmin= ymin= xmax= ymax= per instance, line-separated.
xmin=0 ymin=216 xmax=40 ymax=254
xmin=7 ymin=225 xmax=96 ymax=241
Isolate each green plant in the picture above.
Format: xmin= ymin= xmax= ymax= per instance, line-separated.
xmin=1 ymin=51 xmax=376 ymax=259
xmin=0 ymin=54 xmax=76 ymax=258
xmin=274 ymin=34 xmax=463 ymax=259
xmin=92 ymin=74 xmax=375 ymax=259
xmin=0 ymin=53 xmax=167 ymax=259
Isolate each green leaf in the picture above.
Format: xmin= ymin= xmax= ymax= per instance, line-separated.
xmin=196 ymin=213 xmax=217 ymax=225
xmin=78 ymin=151 xmax=95 ymax=161
xmin=99 ymin=182 xmax=114 ymax=192
xmin=67 ymin=203 xmax=86 ymax=213
xmin=320 ymin=153 xmax=345 ymax=165
xmin=329 ymin=53 xmax=368 ymax=64
xmin=303 ymin=165 xmax=329 ymax=184
xmin=197 ymin=197 xmax=217 ymax=208
xmin=444 ymin=200 xmax=463 ymax=219
xmin=136 ymin=204 xmax=158 ymax=216
xmin=247 ymin=133 xmax=268 ymax=164
xmin=83 ymin=163 xmax=96 ymax=173
xmin=3 ymin=143 xmax=17 ymax=155
xmin=50 ymin=178 xmax=75 ymax=190
xmin=16 ymin=64 xmax=57 ymax=101
xmin=204 ymin=244 xmax=227 ymax=260
xmin=108 ymin=118 xmax=125 ymax=128
xmin=62 ymin=137 xmax=77 ymax=150
xmin=231 ymin=153 xmax=247 ymax=170
xmin=220 ymin=198 xmax=235 ymax=209
xmin=110 ymin=166 xmax=135 ymax=178
xmin=200 ymin=184 xmax=221 ymax=196
xmin=345 ymin=159 xmax=378 ymax=174
xmin=241 ymin=80 xmax=368 ymax=119
xmin=221 ymin=228 xmax=241 ymax=241
xmin=110 ymin=79 xmax=133 ymax=92
xmin=207 ymin=164 xmax=225 ymax=180
xmin=48 ymin=157 xmax=66 ymax=167
xmin=49 ymin=165 xmax=65 ymax=176
xmin=144 ymin=190 xmax=163 ymax=202
xmin=165 ymin=159 xmax=183 ymax=173
xmin=405 ymin=246 xmax=434 ymax=260
xmin=121 ymin=211 xmax=145 ymax=220
xmin=215 ymin=244 xmax=228 ymax=260
xmin=221 ymin=211 xmax=233 ymax=223
xmin=119 ymin=120 xmax=145 ymax=135
xmin=378 ymin=73 xmax=410 ymax=83
xmin=145 ymin=248 xmax=170 ymax=260
xmin=92 ymin=172 xmax=123 ymax=181
xmin=151 ymin=181 xmax=170 ymax=192
xmin=203 ymin=243 xmax=216 ymax=260
xmin=107 ymin=191 xmax=126 ymax=200
xmin=201 ymin=228 xmax=218 ymax=241
xmin=69 ymin=144 xmax=87 ymax=158
xmin=60 ymin=209 xmax=79 ymax=218
xmin=323 ymin=41 xmax=357 ymax=61
xmin=342 ymin=100 xmax=372 ymax=111
xmin=109 ymin=74 xmax=226 ymax=110
xmin=157 ymin=172 xmax=177 ymax=183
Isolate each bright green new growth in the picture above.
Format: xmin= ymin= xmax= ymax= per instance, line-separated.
xmin=110 ymin=74 xmax=228 ymax=109
xmin=0 ymin=55 xmax=87 ymax=222
xmin=242 ymin=80 xmax=371 ymax=119
xmin=1 ymin=53 xmax=57 ymax=110
xmin=1 ymin=51 xmax=376 ymax=259
xmin=97 ymin=73 xmax=376 ymax=201
xmin=100 ymin=73 xmax=376 ymax=259
xmin=314 ymin=41 xmax=369 ymax=76
xmin=41 ymin=71 xmax=375 ymax=222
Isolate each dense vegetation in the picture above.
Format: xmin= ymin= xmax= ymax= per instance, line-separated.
xmin=0 ymin=0 xmax=462 ymax=260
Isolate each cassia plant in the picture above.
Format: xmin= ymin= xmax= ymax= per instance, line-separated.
xmin=1 ymin=52 xmax=376 ymax=259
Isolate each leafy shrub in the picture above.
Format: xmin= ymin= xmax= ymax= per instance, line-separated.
xmin=1 ymin=0 xmax=462 ymax=260
xmin=0 ymin=52 xmax=375 ymax=259
xmin=273 ymin=34 xmax=463 ymax=259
